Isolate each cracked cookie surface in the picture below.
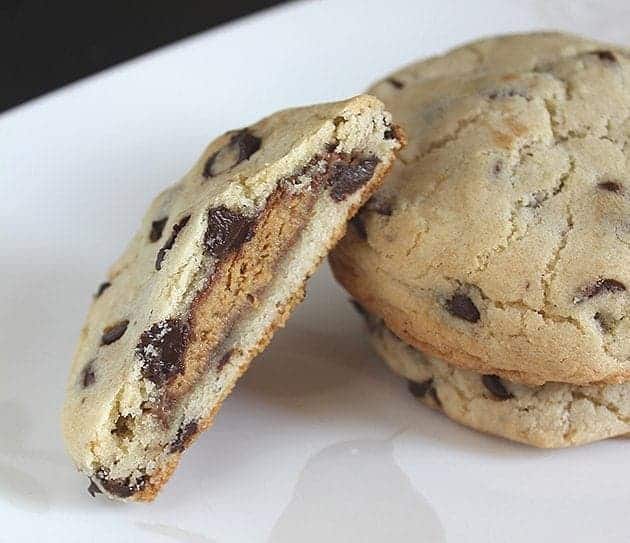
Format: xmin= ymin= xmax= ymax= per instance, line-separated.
xmin=62 ymin=95 xmax=402 ymax=501
xmin=366 ymin=314 xmax=630 ymax=448
xmin=330 ymin=32 xmax=630 ymax=386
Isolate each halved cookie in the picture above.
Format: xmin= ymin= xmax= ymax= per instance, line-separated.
xmin=61 ymin=95 xmax=403 ymax=501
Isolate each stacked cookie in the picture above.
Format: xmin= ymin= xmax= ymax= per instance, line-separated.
xmin=330 ymin=33 xmax=630 ymax=448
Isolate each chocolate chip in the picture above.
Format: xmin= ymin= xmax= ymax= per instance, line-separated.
xmin=93 ymin=468 xmax=147 ymax=498
xmin=87 ymin=480 xmax=102 ymax=497
xmin=593 ymin=50 xmax=617 ymax=63
xmin=575 ymin=278 xmax=626 ymax=303
xmin=101 ymin=320 xmax=129 ymax=345
xmin=155 ymin=215 xmax=190 ymax=270
xmin=492 ymin=160 xmax=503 ymax=176
xmin=407 ymin=379 xmax=433 ymax=398
xmin=136 ymin=318 xmax=189 ymax=387
xmin=327 ymin=155 xmax=379 ymax=202
xmin=351 ymin=215 xmax=367 ymax=240
xmin=594 ymin=312 xmax=616 ymax=333
xmin=481 ymin=375 xmax=513 ymax=400
xmin=95 ymin=282 xmax=111 ymax=298
xmin=203 ymin=128 xmax=261 ymax=178
xmin=169 ymin=420 xmax=198 ymax=453
xmin=216 ymin=350 xmax=233 ymax=371
xmin=204 ymin=206 xmax=256 ymax=259
xmin=384 ymin=128 xmax=396 ymax=140
xmin=364 ymin=195 xmax=393 ymax=216
xmin=149 ymin=217 xmax=168 ymax=242
xmin=387 ymin=78 xmax=404 ymax=89
xmin=81 ymin=360 xmax=96 ymax=388
xmin=445 ymin=294 xmax=480 ymax=323
xmin=598 ymin=181 xmax=623 ymax=193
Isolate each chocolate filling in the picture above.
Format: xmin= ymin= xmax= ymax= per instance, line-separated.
xmin=327 ymin=156 xmax=379 ymax=201
xmin=146 ymin=146 xmax=381 ymax=424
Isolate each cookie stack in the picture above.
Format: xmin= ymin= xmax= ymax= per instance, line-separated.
xmin=330 ymin=33 xmax=630 ymax=448
xmin=63 ymin=31 xmax=630 ymax=502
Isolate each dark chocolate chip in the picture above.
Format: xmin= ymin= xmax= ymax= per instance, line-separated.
xmin=155 ymin=215 xmax=190 ymax=270
xmin=351 ymin=215 xmax=368 ymax=240
xmin=594 ymin=312 xmax=616 ymax=333
xmin=95 ymin=282 xmax=111 ymax=298
xmin=87 ymin=479 xmax=102 ymax=497
xmin=445 ymin=294 xmax=480 ymax=323
xmin=216 ymin=350 xmax=233 ymax=372
xmin=327 ymin=155 xmax=379 ymax=202
xmin=204 ymin=206 xmax=256 ymax=259
xmin=101 ymin=320 xmax=129 ymax=345
xmin=170 ymin=421 xmax=198 ymax=453
xmin=593 ymin=50 xmax=617 ymax=63
xmin=598 ymin=181 xmax=623 ymax=193
xmin=203 ymin=128 xmax=261 ymax=178
xmin=407 ymin=379 xmax=433 ymax=398
xmin=81 ymin=360 xmax=96 ymax=388
xmin=387 ymin=78 xmax=404 ymax=89
xmin=149 ymin=217 xmax=168 ymax=242
xmin=94 ymin=468 xmax=147 ymax=498
xmin=136 ymin=318 xmax=189 ymax=387
xmin=481 ymin=375 xmax=513 ymax=400
xmin=384 ymin=128 xmax=396 ymax=140
xmin=364 ymin=195 xmax=393 ymax=216
xmin=492 ymin=160 xmax=503 ymax=176
xmin=576 ymin=278 xmax=626 ymax=302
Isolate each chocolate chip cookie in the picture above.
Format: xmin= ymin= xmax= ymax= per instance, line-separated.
xmin=329 ymin=33 xmax=630 ymax=446
xmin=62 ymin=95 xmax=403 ymax=500
xmin=364 ymin=311 xmax=630 ymax=448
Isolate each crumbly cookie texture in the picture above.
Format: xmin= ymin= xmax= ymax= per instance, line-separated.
xmin=62 ymin=95 xmax=403 ymax=501
xmin=363 ymin=310 xmax=630 ymax=448
xmin=330 ymin=32 xmax=630 ymax=386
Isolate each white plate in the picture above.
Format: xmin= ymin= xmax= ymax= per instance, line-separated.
xmin=2 ymin=1 xmax=630 ymax=541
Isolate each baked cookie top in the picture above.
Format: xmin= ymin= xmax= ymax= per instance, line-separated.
xmin=330 ymin=33 xmax=630 ymax=385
